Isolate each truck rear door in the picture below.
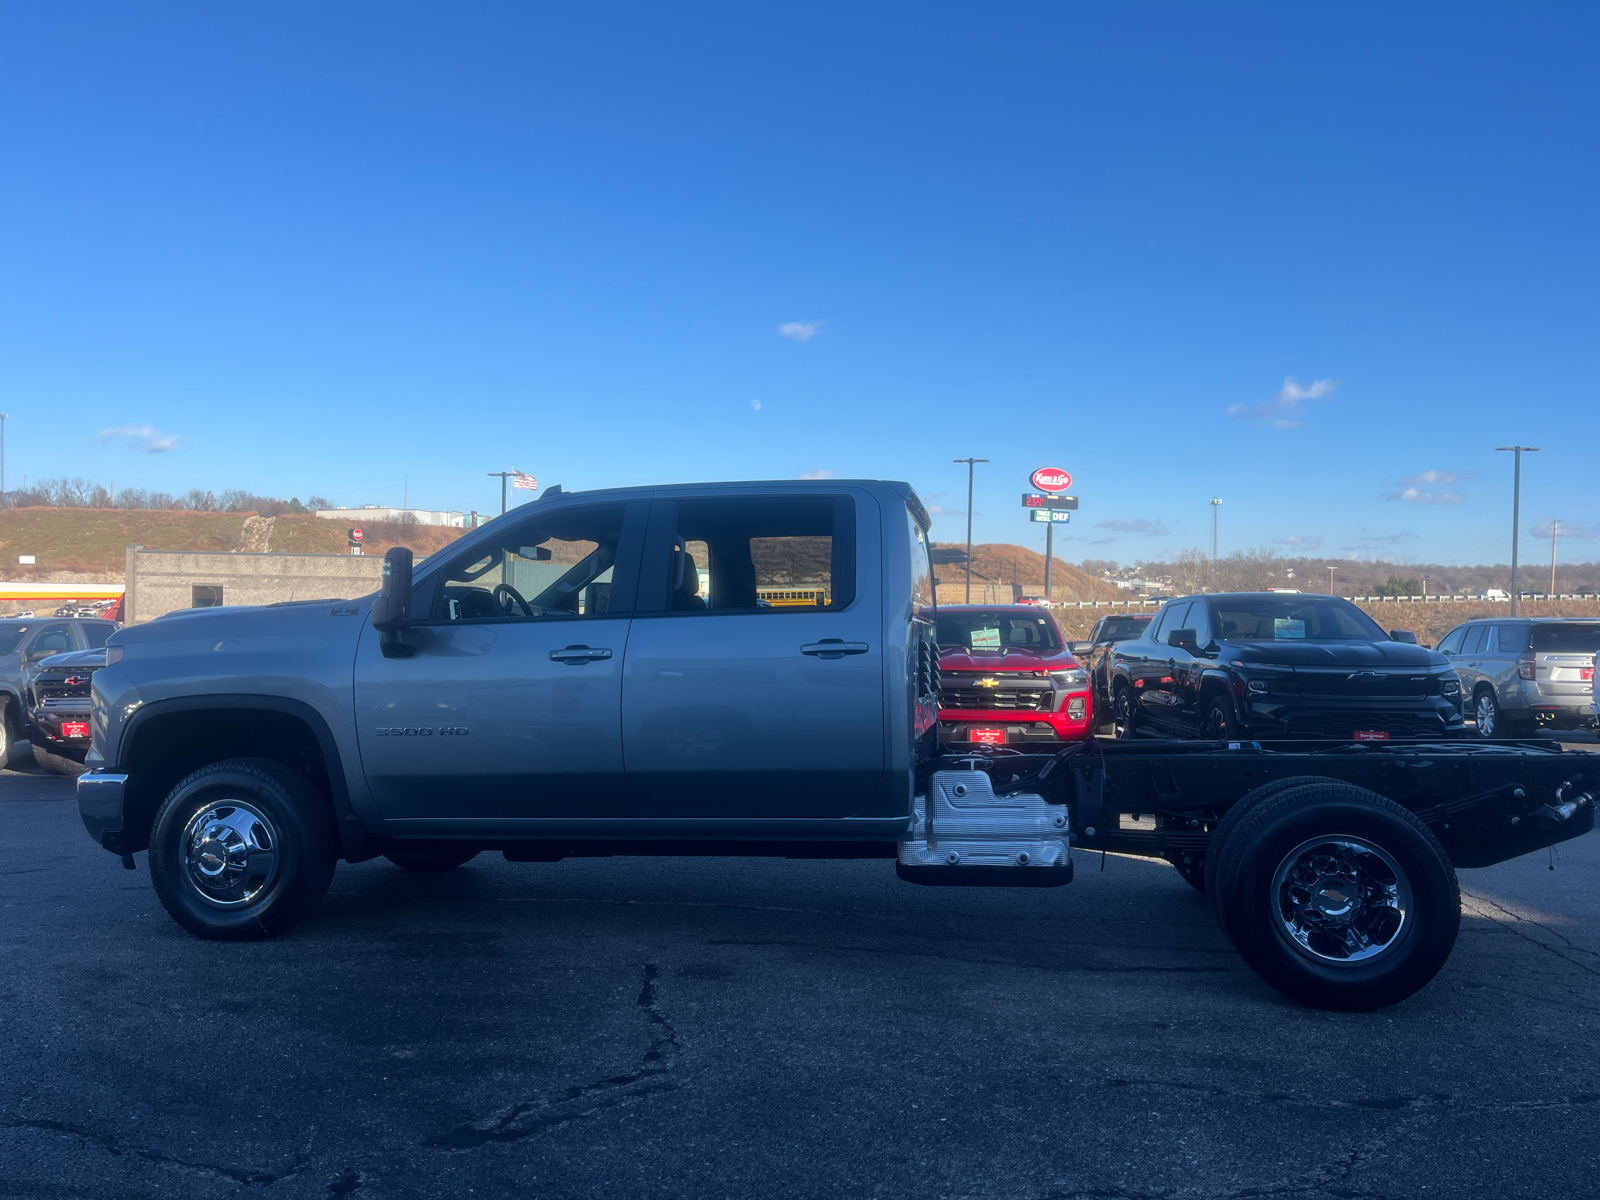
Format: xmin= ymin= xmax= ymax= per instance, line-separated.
xmin=622 ymin=491 xmax=884 ymax=819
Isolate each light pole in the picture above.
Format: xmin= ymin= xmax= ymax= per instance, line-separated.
xmin=487 ymin=471 xmax=514 ymax=516
xmin=1209 ymin=498 xmax=1221 ymax=561
xmin=0 ymin=412 xmax=8 ymax=507
xmin=953 ymin=458 xmax=988 ymax=603
xmin=1496 ymin=446 xmax=1540 ymax=616
xmin=1327 ymin=565 xmax=1336 ymax=595
xmin=1550 ymin=519 xmax=1560 ymax=596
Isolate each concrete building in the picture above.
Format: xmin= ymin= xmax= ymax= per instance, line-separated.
xmin=314 ymin=505 xmax=469 ymax=529
xmin=124 ymin=548 xmax=384 ymax=623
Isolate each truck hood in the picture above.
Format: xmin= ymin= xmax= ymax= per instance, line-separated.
xmin=939 ymin=647 xmax=1081 ymax=672
xmin=1225 ymin=640 xmax=1443 ymax=669
xmin=37 ymin=648 xmax=109 ymax=670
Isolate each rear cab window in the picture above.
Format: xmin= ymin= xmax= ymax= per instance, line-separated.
xmin=1531 ymin=624 xmax=1600 ymax=654
xmin=650 ymin=496 xmax=855 ymax=614
xmin=936 ymin=612 xmax=1061 ymax=652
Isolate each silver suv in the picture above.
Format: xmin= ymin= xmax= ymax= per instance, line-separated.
xmin=1435 ymin=617 xmax=1600 ymax=737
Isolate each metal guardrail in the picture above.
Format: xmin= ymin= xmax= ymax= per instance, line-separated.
xmin=1025 ymin=594 xmax=1598 ymax=609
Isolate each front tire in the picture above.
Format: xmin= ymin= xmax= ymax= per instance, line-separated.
xmin=31 ymin=742 xmax=87 ymax=776
xmin=0 ymin=705 xmax=16 ymax=768
xmin=1201 ymin=695 xmax=1238 ymax=741
xmin=1473 ymin=688 xmax=1502 ymax=738
xmin=1112 ymin=686 xmax=1139 ymax=740
xmin=148 ymin=758 xmax=337 ymax=941
xmin=1211 ymin=781 xmax=1459 ymax=1011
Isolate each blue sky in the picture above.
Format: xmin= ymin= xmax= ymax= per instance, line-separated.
xmin=2 ymin=3 xmax=1595 ymax=565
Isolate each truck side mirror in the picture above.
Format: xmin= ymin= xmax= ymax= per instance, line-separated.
xmin=1167 ymin=629 xmax=1198 ymax=650
xmin=1390 ymin=629 xmax=1418 ymax=644
xmin=372 ymin=547 xmax=417 ymax=657
xmin=1069 ymin=641 xmax=1095 ymax=656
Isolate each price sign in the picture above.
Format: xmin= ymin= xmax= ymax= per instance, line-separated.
xmin=1022 ymin=493 xmax=1078 ymax=510
xmin=1030 ymin=510 xmax=1071 ymax=524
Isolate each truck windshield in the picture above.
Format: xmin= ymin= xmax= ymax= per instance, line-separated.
xmin=937 ymin=612 xmax=1061 ymax=652
xmin=1211 ymin=597 xmax=1386 ymax=641
xmin=1531 ymin=624 xmax=1600 ymax=653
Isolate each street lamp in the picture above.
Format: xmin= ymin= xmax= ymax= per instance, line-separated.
xmin=0 ymin=413 xmax=8 ymax=507
xmin=1496 ymin=446 xmax=1540 ymax=616
xmin=953 ymin=458 xmax=988 ymax=603
xmin=1327 ymin=565 xmax=1336 ymax=595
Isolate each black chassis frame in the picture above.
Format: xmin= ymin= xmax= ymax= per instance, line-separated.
xmin=922 ymin=737 xmax=1597 ymax=872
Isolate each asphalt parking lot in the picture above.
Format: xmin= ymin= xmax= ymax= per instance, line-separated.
xmin=4 ymin=744 xmax=1599 ymax=1200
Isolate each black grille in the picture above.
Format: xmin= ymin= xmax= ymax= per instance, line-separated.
xmin=940 ymin=682 xmax=1053 ymax=711
xmin=1286 ymin=710 xmax=1449 ymax=739
xmin=1294 ymin=671 xmax=1441 ymax=699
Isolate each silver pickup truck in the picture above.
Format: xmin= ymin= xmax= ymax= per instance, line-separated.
xmin=77 ymin=479 xmax=1596 ymax=1012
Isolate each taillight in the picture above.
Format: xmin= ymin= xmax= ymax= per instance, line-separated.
xmin=1583 ymin=666 xmax=1594 ymax=682
xmin=1516 ymin=652 xmax=1536 ymax=681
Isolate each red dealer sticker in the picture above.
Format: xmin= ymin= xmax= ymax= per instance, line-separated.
xmin=61 ymin=722 xmax=90 ymax=738
xmin=1030 ymin=467 xmax=1072 ymax=492
xmin=1353 ymin=730 xmax=1390 ymax=741
xmin=970 ymin=728 xmax=1006 ymax=745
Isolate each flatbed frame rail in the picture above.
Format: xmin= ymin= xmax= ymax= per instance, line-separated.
xmin=923 ymin=739 xmax=1596 ymax=873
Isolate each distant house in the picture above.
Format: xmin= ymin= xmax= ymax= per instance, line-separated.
xmin=315 ymin=505 xmax=467 ymax=529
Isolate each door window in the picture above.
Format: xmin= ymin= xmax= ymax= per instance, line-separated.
xmin=908 ymin=510 xmax=933 ymax=615
xmin=1184 ymin=603 xmax=1212 ymax=646
xmin=1152 ymin=602 xmax=1191 ymax=644
xmin=80 ymin=622 xmax=117 ymax=648
xmin=431 ymin=505 xmax=635 ymax=622
xmin=654 ymin=496 xmax=855 ymax=614
xmin=27 ymin=624 xmax=76 ymax=657
xmin=1460 ymin=625 xmax=1489 ymax=655
xmin=1435 ymin=627 xmax=1467 ymax=656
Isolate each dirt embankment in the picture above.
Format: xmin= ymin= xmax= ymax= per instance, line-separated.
xmin=0 ymin=508 xmax=467 ymax=578
xmin=932 ymin=542 xmax=1122 ymax=604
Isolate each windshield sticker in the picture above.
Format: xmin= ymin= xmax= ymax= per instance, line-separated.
xmin=971 ymin=626 xmax=1002 ymax=649
xmin=1274 ymin=618 xmax=1306 ymax=640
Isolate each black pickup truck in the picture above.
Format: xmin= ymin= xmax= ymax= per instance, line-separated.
xmin=74 ymin=479 xmax=1595 ymax=1011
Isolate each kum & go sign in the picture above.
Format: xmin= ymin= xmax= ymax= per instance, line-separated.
xmin=1030 ymin=467 xmax=1072 ymax=492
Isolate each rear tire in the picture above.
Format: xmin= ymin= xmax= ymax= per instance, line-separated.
xmin=383 ymin=845 xmax=480 ymax=872
xmin=31 ymin=742 xmax=86 ymax=776
xmin=1203 ymin=775 xmax=1343 ymax=927
xmin=1211 ymin=781 xmax=1459 ymax=1011
xmin=0 ymin=705 xmax=16 ymax=769
xmin=148 ymin=758 xmax=337 ymax=941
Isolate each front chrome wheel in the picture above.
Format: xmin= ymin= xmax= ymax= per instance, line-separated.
xmin=1270 ymin=835 xmax=1412 ymax=964
xmin=181 ymin=801 xmax=280 ymax=907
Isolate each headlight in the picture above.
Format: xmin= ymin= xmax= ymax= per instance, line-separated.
xmin=1441 ymin=676 xmax=1461 ymax=696
xmin=1247 ymin=679 xmax=1269 ymax=694
xmin=1050 ymin=669 xmax=1088 ymax=690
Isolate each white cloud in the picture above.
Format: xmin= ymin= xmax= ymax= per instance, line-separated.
xmin=95 ymin=425 xmax=183 ymax=453
xmin=1400 ymin=469 xmax=1461 ymax=487
xmin=926 ymin=505 xmax=961 ymax=517
xmin=1227 ymin=376 xmax=1337 ymax=429
xmin=1389 ymin=485 xmax=1462 ymax=505
xmin=778 ymin=321 xmax=823 ymax=342
xmin=1534 ymin=518 xmax=1598 ymax=539
xmin=1096 ymin=518 xmax=1169 ymax=536
xmin=1273 ymin=535 xmax=1325 ymax=550
xmin=799 ymin=468 xmax=839 ymax=479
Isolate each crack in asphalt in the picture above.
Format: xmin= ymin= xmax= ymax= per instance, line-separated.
xmin=1461 ymin=888 xmax=1600 ymax=979
xmin=0 ymin=1116 xmax=313 ymax=1185
xmin=427 ymin=962 xmax=682 ymax=1149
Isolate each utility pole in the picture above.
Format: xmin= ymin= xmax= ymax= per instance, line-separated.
xmin=953 ymin=458 xmax=988 ymax=603
xmin=1551 ymin=519 xmax=1559 ymax=596
xmin=0 ymin=413 xmax=8 ymax=507
xmin=487 ymin=471 xmax=515 ymax=516
xmin=1328 ymin=565 xmax=1336 ymax=595
xmin=1496 ymin=446 xmax=1539 ymax=616
xmin=1209 ymin=498 xmax=1221 ymax=591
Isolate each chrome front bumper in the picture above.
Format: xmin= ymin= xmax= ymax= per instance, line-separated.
xmin=77 ymin=771 xmax=129 ymax=853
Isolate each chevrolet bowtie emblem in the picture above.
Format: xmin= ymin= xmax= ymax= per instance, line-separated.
xmin=976 ymin=678 xmax=1000 ymax=688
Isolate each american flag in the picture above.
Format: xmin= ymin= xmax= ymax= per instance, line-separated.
xmin=512 ymin=470 xmax=538 ymax=491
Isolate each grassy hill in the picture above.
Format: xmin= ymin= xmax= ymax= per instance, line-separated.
xmin=0 ymin=508 xmax=466 ymax=577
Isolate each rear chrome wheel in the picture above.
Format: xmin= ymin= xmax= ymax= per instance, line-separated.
xmin=1474 ymin=690 xmax=1500 ymax=738
xmin=1270 ymin=836 xmax=1412 ymax=965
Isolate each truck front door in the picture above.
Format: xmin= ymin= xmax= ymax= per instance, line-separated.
xmin=622 ymin=492 xmax=884 ymax=819
xmin=354 ymin=501 xmax=647 ymax=822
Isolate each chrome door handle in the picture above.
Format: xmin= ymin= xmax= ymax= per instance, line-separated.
xmin=549 ymin=645 xmax=613 ymax=663
xmin=801 ymin=639 xmax=869 ymax=659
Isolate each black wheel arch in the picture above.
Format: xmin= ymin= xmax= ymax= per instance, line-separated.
xmin=115 ymin=695 xmax=376 ymax=862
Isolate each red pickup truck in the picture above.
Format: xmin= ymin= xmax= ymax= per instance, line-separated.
xmin=935 ymin=604 xmax=1093 ymax=745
